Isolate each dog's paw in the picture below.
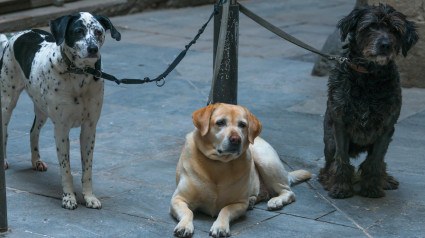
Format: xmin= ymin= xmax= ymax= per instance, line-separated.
xmin=383 ymin=175 xmax=399 ymax=190
xmin=83 ymin=194 xmax=102 ymax=209
xmin=328 ymin=184 xmax=354 ymax=199
xmin=209 ymin=221 xmax=230 ymax=237
xmin=267 ymin=192 xmax=295 ymax=210
xmin=318 ymin=169 xmax=329 ymax=185
xmin=248 ymin=196 xmax=256 ymax=210
xmin=174 ymin=221 xmax=194 ymax=238
xmin=62 ymin=193 xmax=78 ymax=210
xmin=4 ymin=160 xmax=8 ymax=170
xmin=33 ymin=160 xmax=48 ymax=172
xmin=359 ymin=187 xmax=385 ymax=198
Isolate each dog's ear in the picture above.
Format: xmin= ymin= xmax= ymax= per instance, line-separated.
xmin=246 ymin=109 xmax=262 ymax=144
xmin=50 ymin=15 xmax=73 ymax=46
xmin=192 ymin=104 xmax=216 ymax=136
xmin=94 ymin=15 xmax=121 ymax=41
xmin=401 ymin=20 xmax=419 ymax=57
xmin=338 ymin=6 xmax=368 ymax=41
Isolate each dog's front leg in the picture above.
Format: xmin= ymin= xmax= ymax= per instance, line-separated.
xmin=80 ymin=121 xmax=101 ymax=209
xmin=329 ymin=120 xmax=354 ymax=198
xmin=54 ymin=125 xmax=77 ymax=209
xmin=210 ymin=202 xmax=248 ymax=237
xmin=170 ymin=195 xmax=194 ymax=238
xmin=359 ymin=127 xmax=396 ymax=198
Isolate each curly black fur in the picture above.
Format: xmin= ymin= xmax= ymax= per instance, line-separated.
xmin=318 ymin=4 xmax=418 ymax=199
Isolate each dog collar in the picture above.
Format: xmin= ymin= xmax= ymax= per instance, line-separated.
xmin=60 ymin=48 xmax=80 ymax=73
xmin=334 ymin=56 xmax=369 ymax=74
xmin=346 ymin=61 xmax=369 ymax=74
xmin=60 ymin=48 xmax=101 ymax=80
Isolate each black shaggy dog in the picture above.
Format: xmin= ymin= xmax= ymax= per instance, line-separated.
xmin=318 ymin=4 xmax=419 ymax=199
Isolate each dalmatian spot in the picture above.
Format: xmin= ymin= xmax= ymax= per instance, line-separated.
xmin=62 ymin=193 xmax=78 ymax=210
xmin=13 ymin=30 xmax=55 ymax=78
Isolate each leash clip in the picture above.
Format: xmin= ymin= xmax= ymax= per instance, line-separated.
xmin=75 ymin=68 xmax=85 ymax=74
xmin=91 ymin=68 xmax=102 ymax=79
xmin=156 ymin=78 xmax=166 ymax=87
xmin=338 ymin=57 xmax=349 ymax=64
xmin=328 ymin=56 xmax=349 ymax=65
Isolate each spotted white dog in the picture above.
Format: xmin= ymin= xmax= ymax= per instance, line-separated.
xmin=0 ymin=12 xmax=121 ymax=209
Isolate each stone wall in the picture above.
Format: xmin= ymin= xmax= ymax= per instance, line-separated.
xmin=368 ymin=0 xmax=425 ymax=88
xmin=0 ymin=0 xmax=216 ymax=33
xmin=125 ymin=0 xmax=215 ymax=13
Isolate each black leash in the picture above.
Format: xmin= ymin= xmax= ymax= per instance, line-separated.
xmin=238 ymin=3 xmax=369 ymax=74
xmin=64 ymin=2 xmax=221 ymax=86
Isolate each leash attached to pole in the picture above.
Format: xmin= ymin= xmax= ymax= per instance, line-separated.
xmin=69 ymin=2 xmax=221 ymax=87
xmin=238 ymin=3 xmax=369 ymax=74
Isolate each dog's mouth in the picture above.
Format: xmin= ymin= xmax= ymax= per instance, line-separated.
xmin=86 ymin=54 xmax=99 ymax=59
xmin=365 ymin=53 xmax=392 ymax=66
xmin=216 ymin=148 xmax=241 ymax=157
xmin=374 ymin=54 xmax=392 ymax=65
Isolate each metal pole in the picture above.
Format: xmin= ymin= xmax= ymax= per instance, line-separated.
xmin=0 ymin=79 xmax=7 ymax=232
xmin=208 ymin=0 xmax=239 ymax=105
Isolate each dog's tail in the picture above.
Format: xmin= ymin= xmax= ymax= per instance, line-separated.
xmin=288 ymin=170 xmax=314 ymax=186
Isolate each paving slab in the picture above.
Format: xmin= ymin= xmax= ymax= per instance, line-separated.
xmin=4 ymin=191 xmax=151 ymax=238
xmin=237 ymin=212 xmax=366 ymax=238
xmin=367 ymin=203 xmax=425 ymax=238
xmin=254 ymin=183 xmax=336 ymax=220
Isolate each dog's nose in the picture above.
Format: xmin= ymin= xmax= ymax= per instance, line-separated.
xmin=229 ymin=135 xmax=241 ymax=145
xmin=87 ymin=45 xmax=98 ymax=55
xmin=379 ymin=39 xmax=391 ymax=52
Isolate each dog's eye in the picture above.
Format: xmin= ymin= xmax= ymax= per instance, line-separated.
xmin=238 ymin=122 xmax=247 ymax=128
xmin=74 ymin=28 xmax=84 ymax=35
xmin=216 ymin=119 xmax=226 ymax=127
xmin=95 ymin=30 xmax=102 ymax=36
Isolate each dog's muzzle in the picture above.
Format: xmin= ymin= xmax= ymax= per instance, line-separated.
xmin=87 ymin=45 xmax=99 ymax=58
xmin=218 ymin=135 xmax=242 ymax=155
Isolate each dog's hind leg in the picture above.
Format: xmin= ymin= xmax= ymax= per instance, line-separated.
xmin=358 ymin=127 xmax=395 ymax=198
xmin=383 ymin=173 xmax=399 ymax=190
xmin=0 ymin=44 xmax=25 ymax=169
xmin=30 ymin=106 xmax=48 ymax=171
xmin=80 ymin=121 xmax=101 ymax=209
xmin=252 ymin=138 xmax=310 ymax=210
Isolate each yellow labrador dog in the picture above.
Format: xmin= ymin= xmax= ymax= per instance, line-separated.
xmin=170 ymin=103 xmax=313 ymax=237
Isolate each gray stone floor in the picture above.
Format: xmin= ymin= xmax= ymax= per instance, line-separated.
xmin=2 ymin=0 xmax=425 ymax=237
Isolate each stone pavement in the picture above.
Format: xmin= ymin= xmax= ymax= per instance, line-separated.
xmin=2 ymin=0 xmax=425 ymax=237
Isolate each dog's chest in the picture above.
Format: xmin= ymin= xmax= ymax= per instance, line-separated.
xmin=197 ymin=162 xmax=253 ymax=216
xmin=24 ymin=46 xmax=104 ymax=127
xmin=333 ymin=78 xmax=401 ymax=144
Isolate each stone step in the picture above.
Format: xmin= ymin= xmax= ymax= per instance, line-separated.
xmin=0 ymin=0 xmax=127 ymax=33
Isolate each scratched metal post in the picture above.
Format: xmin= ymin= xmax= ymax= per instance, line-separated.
xmin=0 ymin=84 xmax=7 ymax=232
xmin=210 ymin=0 xmax=239 ymax=105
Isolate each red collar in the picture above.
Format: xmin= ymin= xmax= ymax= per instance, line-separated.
xmin=346 ymin=61 xmax=369 ymax=74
